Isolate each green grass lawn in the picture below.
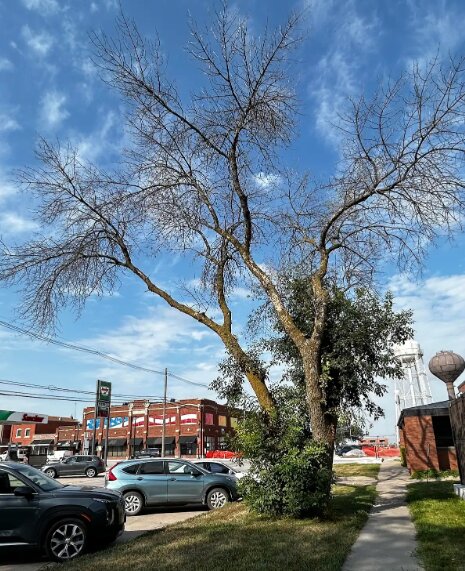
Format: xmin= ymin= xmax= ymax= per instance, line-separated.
xmin=333 ymin=463 xmax=380 ymax=479
xmin=407 ymin=482 xmax=465 ymax=571
xmin=56 ymin=484 xmax=376 ymax=571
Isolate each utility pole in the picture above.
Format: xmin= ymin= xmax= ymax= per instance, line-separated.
xmin=161 ymin=368 xmax=168 ymax=457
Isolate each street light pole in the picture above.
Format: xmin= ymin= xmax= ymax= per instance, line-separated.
xmin=161 ymin=368 xmax=168 ymax=457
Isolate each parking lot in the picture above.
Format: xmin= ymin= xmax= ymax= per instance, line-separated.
xmin=0 ymin=474 xmax=205 ymax=571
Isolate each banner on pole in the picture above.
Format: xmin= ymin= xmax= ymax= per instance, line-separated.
xmin=96 ymin=380 xmax=112 ymax=418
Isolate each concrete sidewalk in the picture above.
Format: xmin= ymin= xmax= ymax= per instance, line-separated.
xmin=343 ymin=460 xmax=423 ymax=571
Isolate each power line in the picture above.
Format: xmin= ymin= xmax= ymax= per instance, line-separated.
xmin=0 ymin=378 xmax=166 ymax=401
xmin=0 ymin=319 xmax=212 ymax=389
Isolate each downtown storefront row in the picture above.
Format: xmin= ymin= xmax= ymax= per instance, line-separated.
xmin=76 ymin=398 xmax=239 ymax=459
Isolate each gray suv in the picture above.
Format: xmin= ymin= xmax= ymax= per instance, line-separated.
xmin=106 ymin=458 xmax=239 ymax=515
xmin=41 ymin=455 xmax=105 ymax=478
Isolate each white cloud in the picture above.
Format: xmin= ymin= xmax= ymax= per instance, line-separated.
xmin=40 ymin=91 xmax=69 ymax=128
xmin=0 ymin=212 xmax=39 ymax=234
xmin=21 ymin=0 xmax=60 ymax=13
xmin=253 ymin=172 xmax=281 ymax=190
xmin=389 ymin=273 xmax=465 ymax=390
xmin=103 ymin=0 xmax=118 ymax=10
xmin=308 ymin=3 xmax=379 ymax=145
xmin=407 ymin=1 xmax=465 ymax=64
xmin=74 ymin=110 xmax=125 ymax=163
xmin=0 ymin=115 xmax=20 ymax=133
xmin=21 ymin=26 xmax=54 ymax=56
xmin=0 ymin=58 xmax=13 ymax=71
xmin=0 ymin=171 xmax=17 ymax=202
xmin=90 ymin=2 xmax=99 ymax=13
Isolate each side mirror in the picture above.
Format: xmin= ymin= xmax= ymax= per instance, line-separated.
xmin=14 ymin=485 xmax=35 ymax=498
xmin=188 ymin=468 xmax=201 ymax=476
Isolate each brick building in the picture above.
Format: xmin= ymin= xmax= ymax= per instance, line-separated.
xmin=82 ymin=398 xmax=239 ymax=459
xmin=398 ymin=401 xmax=458 ymax=472
xmin=9 ymin=416 xmax=79 ymax=454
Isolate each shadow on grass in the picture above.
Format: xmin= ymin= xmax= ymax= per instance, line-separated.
xmin=407 ymin=482 xmax=465 ymax=571
xmin=52 ymin=485 xmax=375 ymax=571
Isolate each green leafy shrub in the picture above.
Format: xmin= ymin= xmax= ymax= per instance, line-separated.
xmin=239 ymin=441 xmax=332 ymax=517
xmin=410 ymin=469 xmax=459 ymax=480
xmin=232 ymin=387 xmax=333 ymax=518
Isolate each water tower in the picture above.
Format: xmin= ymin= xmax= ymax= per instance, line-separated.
xmin=394 ymin=340 xmax=433 ymax=440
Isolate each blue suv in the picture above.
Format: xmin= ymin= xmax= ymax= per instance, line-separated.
xmin=0 ymin=462 xmax=125 ymax=562
xmin=106 ymin=458 xmax=239 ymax=515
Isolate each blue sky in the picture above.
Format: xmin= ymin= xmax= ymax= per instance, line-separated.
xmin=1 ymin=0 xmax=465 ymax=441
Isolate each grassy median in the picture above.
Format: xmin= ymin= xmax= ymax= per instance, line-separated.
xmin=333 ymin=463 xmax=380 ymax=479
xmin=57 ymin=484 xmax=376 ymax=571
xmin=407 ymin=482 xmax=465 ymax=571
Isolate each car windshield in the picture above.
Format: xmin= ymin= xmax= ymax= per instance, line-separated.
xmin=14 ymin=463 xmax=64 ymax=492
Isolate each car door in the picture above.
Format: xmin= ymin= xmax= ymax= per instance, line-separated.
xmin=0 ymin=469 xmax=41 ymax=545
xmin=59 ymin=456 xmax=79 ymax=475
xmin=166 ymin=461 xmax=205 ymax=504
xmin=137 ymin=461 xmax=168 ymax=505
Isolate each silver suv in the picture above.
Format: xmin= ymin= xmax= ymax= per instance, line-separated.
xmin=41 ymin=455 xmax=105 ymax=478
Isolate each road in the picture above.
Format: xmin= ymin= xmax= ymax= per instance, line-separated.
xmin=0 ymin=474 xmax=205 ymax=571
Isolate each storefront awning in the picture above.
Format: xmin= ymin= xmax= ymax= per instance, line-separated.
xmin=146 ymin=436 xmax=175 ymax=446
xmin=30 ymin=439 xmax=54 ymax=445
xmin=56 ymin=441 xmax=71 ymax=448
xmin=129 ymin=438 xmax=143 ymax=446
xmin=107 ymin=438 xmax=127 ymax=447
xmin=178 ymin=436 xmax=197 ymax=444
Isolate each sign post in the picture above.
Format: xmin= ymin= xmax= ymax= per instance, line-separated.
xmin=92 ymin=380 xmax=112 ymax=459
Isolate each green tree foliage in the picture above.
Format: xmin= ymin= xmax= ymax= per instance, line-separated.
xmin=216 ymin=283 xmax=412 ymax=516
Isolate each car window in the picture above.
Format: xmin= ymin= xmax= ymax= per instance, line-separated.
xmin=209 ymin=463 xmax=230 ymax=474
xmin=167 ymin=462 xmax=195 ymax=474
xmin=122 ymin=463 xmax=140 ymax=475
xmin=0 ymin=472 xmax=23 ymax=494
xmin=196 ymin=462 xmax=208 ymax=470
xmin=139 ymin=461 xmax=164 ymax=475
xmin=12 ymin=464 xmax=64 ymax=492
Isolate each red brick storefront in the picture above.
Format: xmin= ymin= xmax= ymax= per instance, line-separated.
xmin=82 ymin=398 xmax=238 ymax=459
xmin=9 ymin=416 xmax=79 ymax=452
xmin=398 ymin=401 xmax=458 ymax=472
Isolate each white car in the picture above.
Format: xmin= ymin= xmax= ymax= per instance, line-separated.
xmin=193 ymin=460 xmax=246 ymax=479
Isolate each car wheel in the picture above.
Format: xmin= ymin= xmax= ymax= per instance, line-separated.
xmin=123 ymin=491 xmax=144 ymax=516
xmin=44 ymin=518 xmax=87 ymax=562
xmin=86 ymin=467 xmax=97 ymax=478
xmin=206 ymin=487 xmax=229 ymax=510
xmin=45 ymin=468 xmax=56 ymax=478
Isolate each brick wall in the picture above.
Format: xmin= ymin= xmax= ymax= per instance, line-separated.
xmin=401 ymin=415 xmax=439 ymax=472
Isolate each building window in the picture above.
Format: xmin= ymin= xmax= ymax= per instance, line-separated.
xmin=204 ymin=436 xmax=215 ymax=451
xmin=15 ymin=428 xmax=21 ymax=438
xmin=25 ymin=429 xmax=30 ymax=437
xmin=218 ymin=415 xmax=227 ymax=427
xmin=230 ymin=417 xmax=238 ymax=428
xmin=205 ymin=413 xmax=214 ymax=425
xmin=217 ymin=437 xmax=227 ymax=450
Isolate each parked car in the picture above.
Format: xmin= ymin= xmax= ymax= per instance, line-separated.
xmin=105 ymin=458 xmax=239 ymax=516
xmin=0 ymin=461 xmax=124 ymax=562
xmin=46 ymin=450 xmax=74 ymax=463
xmin=193 ymin=460 xmax=245 ymax=479
xmin=335 ymin=445 xmax=362 ymax=457
xmin=134 ymin=448 xmax=160 ymax=459
xmin=41 ymin=455 xmax=105 ymax=478
xmin=0 ymin=448 xmax=29 ymax=462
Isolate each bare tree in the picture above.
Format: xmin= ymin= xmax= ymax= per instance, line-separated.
xmin=2 ymin=8 xmax=465 ymax=463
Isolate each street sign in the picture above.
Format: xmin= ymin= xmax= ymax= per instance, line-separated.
xmin=96 ymin=380 xmax=112 ymax=417
xmin=0 ymin=410 xmax=49 ymax=424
